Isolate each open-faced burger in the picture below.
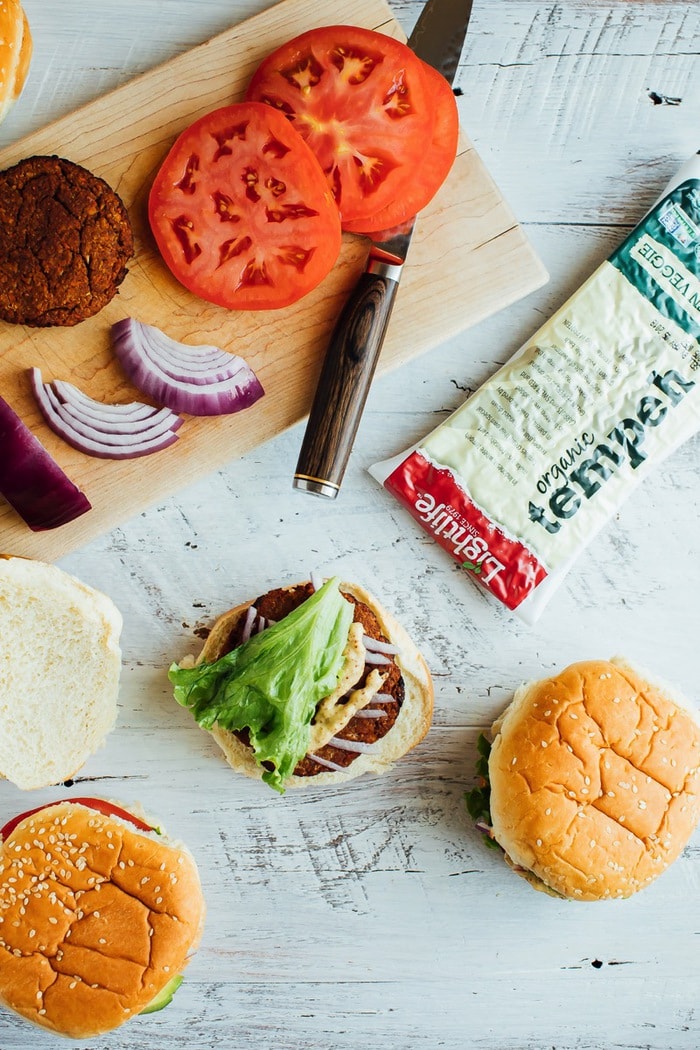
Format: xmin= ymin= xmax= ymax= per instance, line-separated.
xmin=169 ymin=577 xmax=434 ymax=792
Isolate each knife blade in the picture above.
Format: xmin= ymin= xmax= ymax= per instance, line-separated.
xmin=293 ymin=0 xmax=474 ymax=499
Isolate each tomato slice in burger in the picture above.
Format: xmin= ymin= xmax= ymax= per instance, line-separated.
xmin=148 ymin=102 xmax=342 ymax=310
xmin=340 ymin=61 xmax=459 ymax=235
xmin=0 ymin=797 xmax=156 ymax=842
xmin=245 ymin=25 xmax=438 ymax=229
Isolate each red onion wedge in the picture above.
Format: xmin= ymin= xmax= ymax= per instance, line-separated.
xmin=111 ymin=318 xmax=264 ymax=416
xmin=30 ymin=369 xmax=184 ymax=461
xmin=0 ymin=394 xmax=91 ymax=530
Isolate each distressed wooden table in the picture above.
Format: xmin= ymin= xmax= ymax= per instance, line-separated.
xmin=1 ymin=2 xmax=699 ymax=1048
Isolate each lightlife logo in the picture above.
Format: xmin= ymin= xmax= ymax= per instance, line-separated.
xmin=413 ymin=494 xmax=506 ymax=584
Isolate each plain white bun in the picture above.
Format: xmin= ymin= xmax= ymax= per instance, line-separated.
xmin=488 ymin=657 xmax=700 ymax=900
xmin=194 ymin=580 xmax=434 ymax=787
xmin=0 ymin=555 xmax=122 ymax=789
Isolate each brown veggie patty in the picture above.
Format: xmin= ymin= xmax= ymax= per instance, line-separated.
xmin=0 ymin=155 xmax=133 ymax=327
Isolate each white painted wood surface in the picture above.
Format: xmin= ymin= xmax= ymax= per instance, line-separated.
xmin=1 ymin=1 xmax=699 ymax=1047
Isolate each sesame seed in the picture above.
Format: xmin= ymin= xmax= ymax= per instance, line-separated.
xmin=536 ymin=839 xmax=542 ymax=847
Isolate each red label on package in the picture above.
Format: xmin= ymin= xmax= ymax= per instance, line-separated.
xmin=385 ymin=451 xmax=547 ymax=610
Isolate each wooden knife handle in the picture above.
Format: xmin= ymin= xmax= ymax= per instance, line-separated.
xmin=294 ymin=270 xmax=400 ymax=498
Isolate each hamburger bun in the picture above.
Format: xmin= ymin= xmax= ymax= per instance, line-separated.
xmin=0 ymin=799 xmax=204 ymax=1037
xmin=0 ymin=555 xmax=122 ymax=789
xmin=181 ymin=579 xmax=433 ymax=788
xmin=483 ymin=658 xmax=700 ymax=900
xmin=0 ymin=0 xmax=32 ymax=125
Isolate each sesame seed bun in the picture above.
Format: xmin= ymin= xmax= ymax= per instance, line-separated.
xmin=487 ymin=658 xmax=700 ymax=901
xmin=0 ymin=800 xmax=205 ymax=1037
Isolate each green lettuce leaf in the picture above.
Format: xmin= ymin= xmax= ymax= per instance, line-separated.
xmin=169 ymin=577 xmax=354 ymax=793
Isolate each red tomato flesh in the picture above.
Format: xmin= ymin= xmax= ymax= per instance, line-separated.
xmin=341 ymin=60 xmax=459 ymax=234
xmin=245 ymin=26 xmax=438 ymax=229
xmin=148 ymin=102 xmax=342 ymax=310
xmin=0 ymin=797 xmax=155 ymax=842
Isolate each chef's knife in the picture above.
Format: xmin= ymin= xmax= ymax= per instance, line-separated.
xmin=293 ymin=0 xmax=474 ymax=499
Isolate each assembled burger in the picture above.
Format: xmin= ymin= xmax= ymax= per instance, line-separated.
xmin=170 ymin=577 xmax=434 ymax=792
xmin=467 ymin=658 xmax=700 ymax=900
xmin=0 ymin=798 xmax=205 ymax=1037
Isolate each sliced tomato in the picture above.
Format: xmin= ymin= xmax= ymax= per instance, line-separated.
xmin=148 ymin=102 xmax=342 ymax=310
xmin=0 ymin=797 xmax=156 ymax=842
xmin=341 ymin=61 xmax=459 ymax=234
xmin=245 ymin=25 xmax=438 ymax=229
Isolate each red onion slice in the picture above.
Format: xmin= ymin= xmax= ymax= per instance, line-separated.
xmin=240 ymin=605 xmax=258 ymax=644
xmin=327 ymin=736 xmax=375 ymax=754
xmin=30 ymin=369 xmax=183 ymax=460
xmin=354 ymin=709 xmax=386 ymax=719
xmin=0 ymin=394 xmax=91 ymax=530
xmin=111 ymin=318 xmax=264 ymax=416
xmin=363 ymin=634 xmax=401 ymax=656
xmin=363 ymin=651 xmax=393 ymax=666
xmin=307 ymin=753 xmax=347 ymax=773
xmin=52 ymin=380 xmax=158 ymax=421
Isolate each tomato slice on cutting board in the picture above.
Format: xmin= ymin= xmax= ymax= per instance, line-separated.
xmin=0 ymin=797 xmax=156 ymax=842
xmin=148 ymin=102 xmax=342 ymax=310
xmin=340 ymin=60 xmax=460 ymax=235
xmin=245 ymin=25 xmax=439 ymax=229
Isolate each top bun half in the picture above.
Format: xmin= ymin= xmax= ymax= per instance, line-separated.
xmin=488 ymin=658 xmax=700 ymax=901
xmin=0 ymin=800 xmax=205 ymax=1038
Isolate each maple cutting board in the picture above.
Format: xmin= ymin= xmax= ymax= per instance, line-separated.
xmin=0 ymin=0 xmax=547 ymax=562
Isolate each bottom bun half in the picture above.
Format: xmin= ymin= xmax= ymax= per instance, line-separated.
xmin=0 ymin=800 xmax=204 ymax=1038
xmin=197 ymin=581 xmax=434 ymax=788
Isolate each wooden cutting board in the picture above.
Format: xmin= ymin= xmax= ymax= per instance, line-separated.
xmin=0 ymin=0 xmax=547 ymax=562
